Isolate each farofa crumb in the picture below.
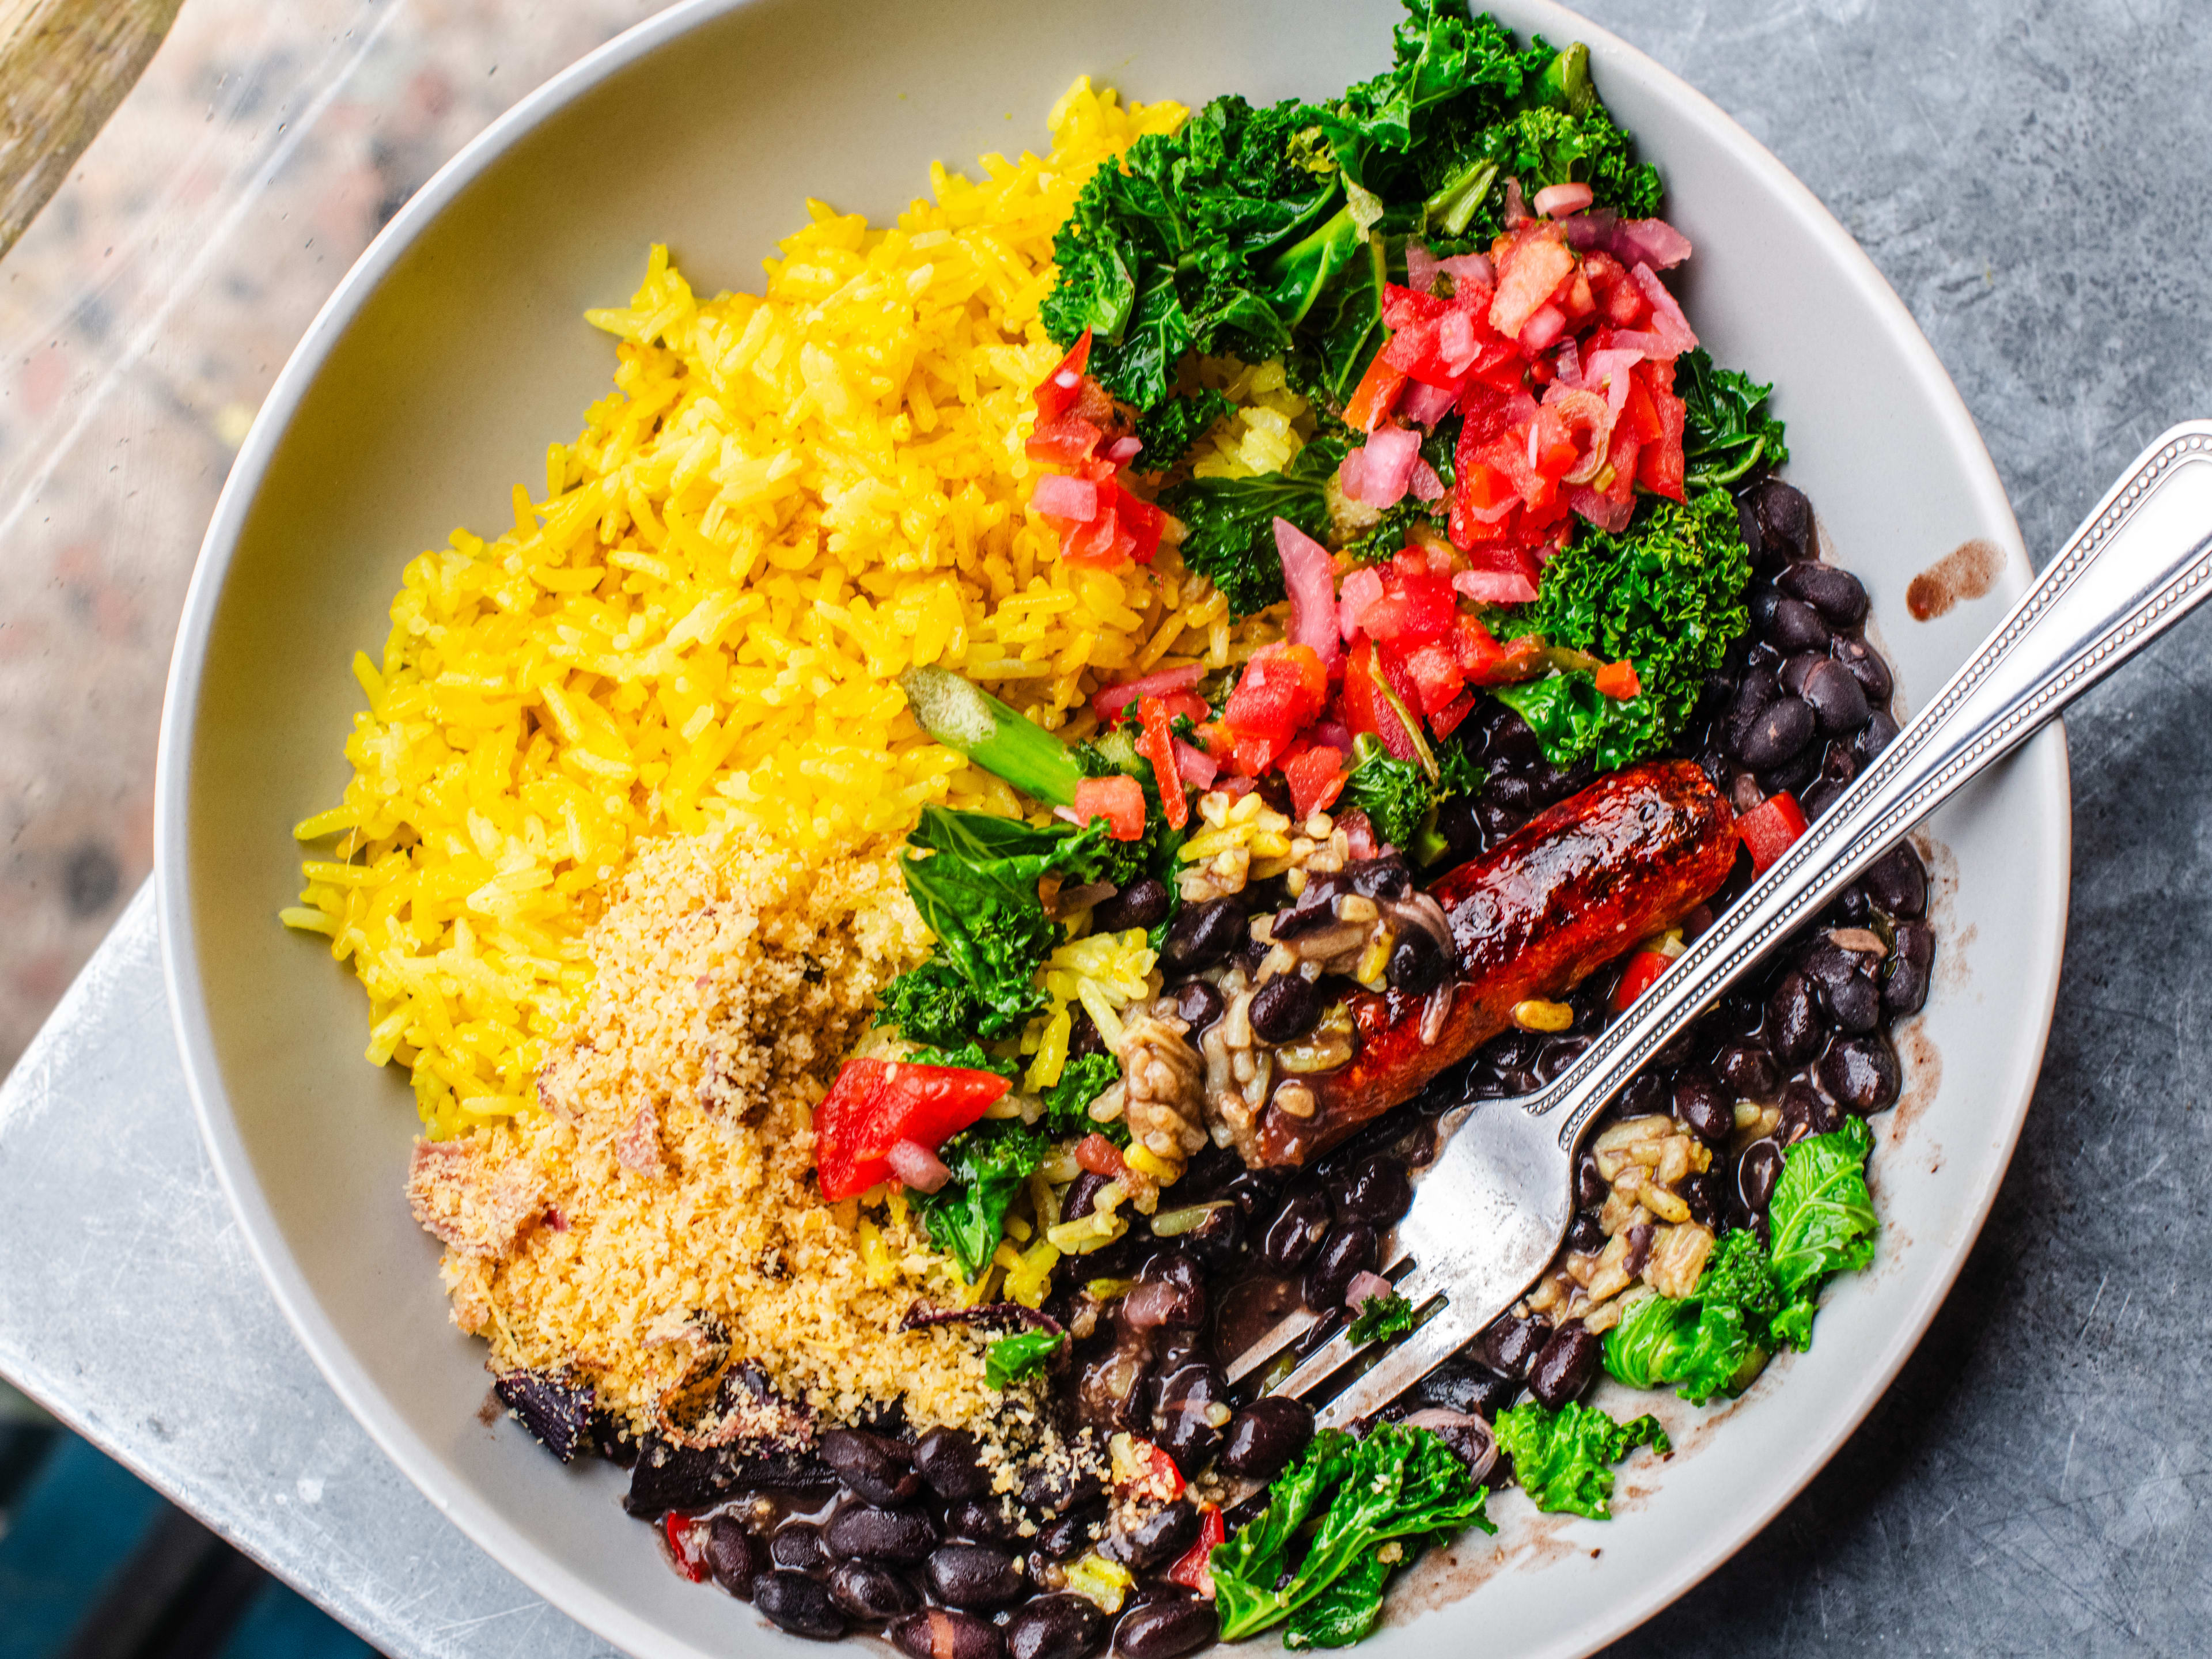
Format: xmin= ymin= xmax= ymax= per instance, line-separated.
xmin=426 ymin=824 xmax=1009 ymax=1439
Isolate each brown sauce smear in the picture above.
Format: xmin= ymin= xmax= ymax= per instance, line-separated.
xmin=1906 ymin=537 xmax=2002 ymax=620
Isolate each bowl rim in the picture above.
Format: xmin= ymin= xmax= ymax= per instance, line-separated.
xmin=153 ymin=3 xmax=2071 ymax=1655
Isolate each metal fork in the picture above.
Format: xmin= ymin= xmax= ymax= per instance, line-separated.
xmin=1231 ymin=421 xmax=2212 ymax=1428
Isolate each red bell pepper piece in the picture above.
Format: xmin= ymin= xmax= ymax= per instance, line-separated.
xmin=1593 ymin=659 xmax=1642 ymax=700
xmin=1737 ymin=791 xmax=1808 ymax=876
xmin=1611 ymin=947 xmax=1675 ymax=1012
xmin=1074 ymin=1134 xmax=1129 ymax=1179
xmin=815 ymin=1058 xmax=1012 ymax=1201
xmin=1430 ymin=687 xmax=1480 ymax=738
xmin=1343 ymin=350 xmax=1408 ymax=434
xmin=1032 ymin=329 xmax=1093 ymax=419
xmin=663 ymin=1513 xmax=710 ymax=1583
xmin=1133 ymin=696 xmax=1190 ymax=831
xmin=1025 ymin=414 xmax=1104 ymax=467
xmin=1167 ymin=1505 xmax=1225 ymax=1597
xmin=1221 ymin=644 xmax=1328 ymax=745
xmin=1073 ymin=775 xmax=1147 ymax=841
xmin=1282 ymin=744 xmax=1348 ymax=820
xmin=1633 ymin=358 xmax=1687 ymax=502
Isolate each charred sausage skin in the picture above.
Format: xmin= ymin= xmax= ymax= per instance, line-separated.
xmin=1257 ymin=760 xmax=1740 ymax=1166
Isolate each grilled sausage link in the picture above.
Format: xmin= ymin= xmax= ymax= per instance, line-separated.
xmin=1256 ymin=760 xmax=1739 ymax=1166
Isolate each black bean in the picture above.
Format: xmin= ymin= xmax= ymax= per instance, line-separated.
xmin=771 ymin=1522 xmax=834 ymax=1578
xmin=1173 ymin=1200 xmax=1243 ymax=1271
xmin=1620 ymin=1222 xmax=1656 ymax=1277
xmin=1063 ymin=1171 xmax=1111 ymax=1225
xmin=1108 ymin=1499 xmax=1199 ymax=1571
xmin=1077 ymin=1346 xmax=1152 ymax=1435
xmin=1747 ymin=584 xmax=1785 ymax=641
xmin=1219 ymin=1397 xmax=1315 ymax=1480
xmin=1565 ymin=1213 xmax=1605 ymax=1253
xmin=1093 ymin=877 xmax=1169 ymax=934
xmin=1831 ymin=635 xmax=1893 ymax=704
xmin=820 ymin=1428 xmax=922 ymax=1508
xmin=1820 ymin=1034 xmax=1900 ymax=1113
xmin=1020 ymin=1460 xmax=1107 ymax=1519
xmin=1478 ymin=1313 xmax=1550 ymax=1381
xmin=1528 ymin=1323 xmax=1601 ymax=1408
xmin=1573 ymin=1147 xmax=1606 ymax=1210
xmin=1885 ymin=923 xmax=1936 ymax=1015
xmin=1529 ymin=757 xmax=1593 ymax=806
xmin=1738 ymin=497 xmax=1770 ymax=566
xmin=1330 ymin=1157 xmax=1413 ymax=1227
xmin=1729 ymin=664 xmax=1782 ymax=724
xmin=1737 ymin=1138 xmax=1786 ymax=1213
xmin=1387 ymin=926 xmax=1451 ymax=995
xmin=1249 ymin=974 xmax=1323 ymax=1044
xmin=1862 ymin=843 xmax=1927 ymax=919
xmin=1777 ymin=653 xmax=1824 ymax=698
xmin=1854 ymin=709 xmax=1900 ymax=764
xmin=927 ymin=1542 xmax=1027 ymax=1608
xmin=706 ymin=1516 xmax=762 ymax=1600
xmin=1346 ymin=855 xmax=1414 ymax=900
xmin=1679 ymin=1168 xmax=1723 ymax=1230
xmin=827 ymin=1503 xmax=936 ymax=1565
xmin=1778 ymin=1078 xmax=1842 ymax=1143
xmin=1798 ymin=658 xmax=1870 ymax=734
xmin=830 ymin=1559 xmax=921 ymax=1622
xmin=757 ymin=1572 xmax=847 ymax=1640
xmin=1759 ymin=749 xmax=1820 ymax=800
xmin=1261 ymin=1185 xmax=1331 ymax=1273
xmin=1671 ymin=1067 xmax=1734 ymax=1145
xmin=1407 ymin=1357 xmax=1521 ymax=1423
xmin=1732 ymin=696 xmax=1817 ymax=770
xmin=1751 ymin=478 xmax=1813 ymax=558
xmin=1009 ymin=1596 xmax=1111 ymax=1659
xmin=913 ymin=1427 xmax=991 ymax=1501
xmin=1476 ymin=704 xmax=1545 ymax=772
xmin=1304 ymin=1223 xmax=1378 ymax=1313
xmin=1150 ymin=1359 xmax=1226 ymax=1469
xmin=1766 ymin=597 xmax=1831 ymax=654
xmin=1430 ymin=796 xmax=1488 ymax=869
xmin=1035 ymin=1509 xmax=1103 ymax=1562
xmin=1778 ymin=560 xmax=1869 ymax=626
xmin=941 ymin=1498 xmax=1016 ymax=1544
xmin=1714 ymin=1039 xmax=1778 ymax=1100
xmin=1160 ymin=897 xmax=1244 ymax=974
xmin=1130 ymin=1252 xmax=1207 ymax=1331
xmin=1765 ymin=971 xmax=1827 ymax=1066
xmin=894 ymin=1609 xmax=1005 ymax=1659
xmin=1486 ymin=772 xmax=1537 ymax=814
xmin=1802 ymin=940 xmax=1880 ymax=1034
xmin=1800 ymin=774 xmax=1849 ymax=821
xmin=1169 ymin=979 xmax=1225 ymax=1035
xmin=1115 ymin=1596 xmax=1218 ymax=1659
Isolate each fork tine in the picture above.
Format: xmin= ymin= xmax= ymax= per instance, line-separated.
xmin=1308 ymin=1297 xmax=1490 ymax=1429
xmin=1264 ymin=1257 xmax=1449 ymax=1403
xmin=1220 ymin=1234 xmax=1418 ymax=1384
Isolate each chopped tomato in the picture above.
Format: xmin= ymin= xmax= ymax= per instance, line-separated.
xmin=815 ymin=1058 xmax=1011 ymax=1201
xmin=1594 ymin=659 xmax=1642 ymax=700
xmin=1430 ymin=687 xmax=1480 ymax=738
xmin=1168 ymin=1505 xmax=1225 ymax=1598
xmin=1025 ymin=413 xmax=1104 ymax=467
xmin=1282 ymin=744 xmax=1348 ymax=819
xmin=1338 ymin=638 xmax=1419 ymax=762
xmin=1612 ymin=948 xmax=1675 ymax=1012
xmin=1134 ymin=697 xmax=1189 ymax=831
xmin=1119 ymin=488 xmax=1166 ymax=564
xmin=1380 ymin=283 xmax=1452 ymax=328
xmin=1221 ymin=643 xmax=1328 ymax=745
xmin=1343 ymin=350 xmax=1409 ymax=434
xmin=1489 ymin=224 xmax=1576 ymax=338
xmin=1060 ymin=502 xmax=1124 ymax=567
xmin=1074 ymin=774 xmax=1147 ymax=841
xmin=1074 ymin=1134 xmax=1129 ymax=1178
xmin=1032 ymin=329 xmax=1094 ymax=419
xmin=1737 ymin=791 xmax=1807 ymax=876
xmin=1155 ymin=691 xmax=1211 ymax=724
xmin=1358 ymin=556 xmax=1456 ymax=645
xmin=1452 ymin=615 xmax=1546 ymax=686
xmin=1399 ymin=638 xmax=1465 ymax=715
xmin=663 ymin=1513 xmax=711 ymax=1583
xmin=1633 ymin=359 xmax=1687 ymax=502
xmin=1618 ymin=368 xmax=1664 ymax=445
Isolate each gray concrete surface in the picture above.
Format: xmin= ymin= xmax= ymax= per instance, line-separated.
xmin=1579 ymin=2 xmax=2212 ymax=1654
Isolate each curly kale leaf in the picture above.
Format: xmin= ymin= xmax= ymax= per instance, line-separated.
xmin=1040 ymin=1052 xmax=1122 ymax=1139
xmin=1491 ymin=486 xmax=1751 ymax=772
xmin=1134 ymin=389 xmax=1236 ymax=472
xmin=914 ymin=1120 xmax=1054 ymax=1282
xmin=984 ymin=1329 xmax=1065 ymax=1390
xmin=1162 ymin=434 xmax=1347 ymax=617
xmin=1678 ymin=347 xmax=1790 ymax=490
xmin=1602 ymin=1229 xmax=1781 ymax=1404
xmin=1340 ymin=734 xmax=1434 ymax=850
xmin=1493 ymin=1399 xmax=1669 ymax=1521
xmin=1070 ymin=739 xmax=1187 ymax=905
xmin=1213 ymin=1423 xmax=1493 ymax=1643
xmin=905 ymin=1040 xmax=1021 ymax=1082
xmin=1348 ymin=1291 xmax=1417 ymax=1346
xmin=1766 ymin=1116 xmax=1878 ymax=1349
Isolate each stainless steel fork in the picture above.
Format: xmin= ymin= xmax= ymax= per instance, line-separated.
xmin=1231 ymin=421 xmax=2212 ymax=1428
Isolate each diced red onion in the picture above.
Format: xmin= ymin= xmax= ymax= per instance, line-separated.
xmin=1630 ymin=263 xmax=1699 ymax=357
xmin=1404 ymin=240 xmax=1440 ymax=295
xmin=1309 ymin=719 xmax=1354 ymax=755
xmin=1217 ymin=775 xmax=1257 ymax=798
xmin=1563 ymin=211 xmax=1693 ymax=271
xmin=1122 ymin=1279 xmax=1184 ymax=1330
xmin=1399 ymin=380 xmax=1457 ymax=429
xmin=1173 ymin=737 xmax=1218 ymax=789
xmin=1438 ymin=309 xmax=1479 ymax=376
xmin=1337 ymin=445 xmax=1368 ymax=501
xmin=1438 ymin=251 xmax=1494 ymax=289
xmin=1502 ymin=177 xmax=1529 ymax=228
xmin=1092 ymin=662 xmax=1204 ymax=718
xmin=1273 ymin=516 xmax=1343 ymax=671
xmin=1419 ymin=983 xmax=1453 ymax=1046
xmin=887 ymin=1138 xmax=952 ymax=1194
xmin=1569 ymin=484 xmax=1635 ymax=533
xmin=1408 ymin=459 xmax=1445 ymax=503
xmin=1532 ymin=181 xmax=1594 ymax=218
xmin=1518 ymin=303 xmax=1568 ymax=354
xmin=1105 ymin=435 xmax=1143 ymax=467
xmin=1345 ymin=1271 xmax=1395 ymax=1311
xmin=1552 ymin=338 xmax=1582 ymax=388
xmin=1031 ymin=474 xmax=1099 ymax=522
xmin=1338 ymin=566 xmax=1385 ymax=639
xmin=1453 ymin=567 xmax=1537 ymax=604
xmin=1352 ymin=424 xmax=1422 ymax=509
xmin=1543 ymin=385 xmax=1613 ymax=484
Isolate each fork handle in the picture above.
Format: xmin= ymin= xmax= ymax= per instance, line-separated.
xmin=1542 ymin=421 xmax=2212 ymax=1152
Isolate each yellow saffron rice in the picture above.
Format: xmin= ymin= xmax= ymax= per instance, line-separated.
xmin=284 ymin=80 xmax=1318 ymax=1139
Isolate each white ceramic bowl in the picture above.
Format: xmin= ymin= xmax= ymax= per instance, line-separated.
xmin=154 ymin=2 xmax=2069 ymax=1655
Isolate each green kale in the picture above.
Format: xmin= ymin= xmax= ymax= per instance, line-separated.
xmin=1678 ymin=347 xmax=1790 ymax=490
xmin=1491 ymin=485 xmax=1751 ymax=772
xmin=1161 ymin=434 xmax=1347 ymax=617
xmin=906 ymin=1041 xmax=1021 ymax=1081
xmin=1070 ymin=740 xmax=1187 ymax=906
xmin=1492 ymin=1399 xmax=1669 ymax=1521
xmin=877 ymin=960 xmax=987 ymax=1052
xmin=1213 ymin=1423 xmax=1494 ymax=1642
xmin=1601 ymin=1229 xmax=1781 ymax=1404
xmin=1766 ymin=1116 xmax=1878 ymax=1349
xmin=913 ymin=1120 xmax=1054 ymax=1281
xmin=1348 ymin=1290 xmax=1417 ymax=1346
xmin=1040 ymin=1052 xmax=1122 ymax=1139
xmin=1285 ymin=1547 xmax=1396 ymax=1650
xmin=1134 ymin=388 xmax=1237 ymax=471
xmin=1340 ymin=734 xmax=1434 ymax=850
xmin=984 ymin=1329 xmax=1065 ymax=1390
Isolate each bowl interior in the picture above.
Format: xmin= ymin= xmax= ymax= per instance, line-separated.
xmin=157 ymin=2 xmax=2066 ymax=1655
